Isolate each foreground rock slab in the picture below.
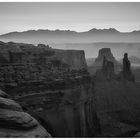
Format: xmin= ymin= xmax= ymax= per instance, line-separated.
xmin=0 ymin=90 xmax=51 ymax=138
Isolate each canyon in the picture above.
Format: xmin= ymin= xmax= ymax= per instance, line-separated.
xmin=0 ymin=41 xmax=140 ymax=137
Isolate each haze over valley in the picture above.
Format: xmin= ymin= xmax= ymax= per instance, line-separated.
xmin=0 ymin=28 xmax=140 ymax=59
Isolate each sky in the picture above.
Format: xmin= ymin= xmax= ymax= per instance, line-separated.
xmin=0 ymin=2 xmax=140 ymax=35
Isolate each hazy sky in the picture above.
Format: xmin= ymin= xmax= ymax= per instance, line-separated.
xmin=0 ymin=2 xmax=140 ymax=35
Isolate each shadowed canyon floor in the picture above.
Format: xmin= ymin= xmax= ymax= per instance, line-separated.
xmin=94 ymin=80 xmax=140 ymax=137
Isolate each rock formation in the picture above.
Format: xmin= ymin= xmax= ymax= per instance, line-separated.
xmin=54 ymin=49 xmax=87 ymax=70
xmin=0 ymin=41 xmax=88 ymax=91
xmin=122 ymin=53 xmax=135 ymax=82
xmin=0 ymin=41 xmax=87 ymax=70
xmin=102 ymin=56 xmax=114 ymax=79
xmin=95 ymin=56 xmax=115 ymax=81
xmin=94 ymin=48 xmax=118 ymax=67
xmin=15 ymin=75 xmax=100 ymax=137
xmin=0 ymin=41 xmax=92 ymax=137
xmin=93 ymin=51 xmax=140 ymax=137
xmin=93 ymin=48 xmax=121 ymax=73
xmin=0 ymin=89 xmax=51 ymax=137
xmin=0 ymin=40 xmax=139 ymax=138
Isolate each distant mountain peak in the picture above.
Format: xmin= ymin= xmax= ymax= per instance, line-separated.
xmin=0 ymin=28 xmax=140 ymax=44
xmin=88 ymin=28 xmax=120 ymax=33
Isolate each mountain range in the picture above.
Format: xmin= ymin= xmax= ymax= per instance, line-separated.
xmin=0 ymin=28 xmax=140 ymax=45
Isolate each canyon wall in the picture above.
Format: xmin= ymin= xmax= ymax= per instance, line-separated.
xmin=0 ymin=41 xmax=87 ymax=70
xmin=0 ymin=41 xmax=97 ymax=137
xmin=0 ymin=41 xmax=139 ymax=137
xmin=54 ymin=49 xmax=87 ymax=70
xmin=14 ymin=76 xmax=100 ymax=137
xmin=0 ymin=41 xmax=88 ymax=91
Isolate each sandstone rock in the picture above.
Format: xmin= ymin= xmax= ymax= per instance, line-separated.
xmin=0 ymin=90 xmax=51 ymax=137
xmin=95 ymin=56 xmax=115 ymax=81
xmin=0 ymin=109 xmax=38 ymax=129
xmin=54 ymin=49 xmax=87 ymax=70
xmin=0 ymin=90 xmax=8 ymax=98
xmin=0 ymin=97 xmax=22 ymax=111
xmin=122 ymin=53 xmax=135 ymax=82
xmin=93 ymin=48 xmax=121 ymax=73
xmin=0 ymin=41 xmax=88 ymax=91
xmin=0 ymin=125 xmax=50 ymax=138
xmin=102 ymin=56 xmax=115 ymax=79
xmin=94 ymin=48 xmax=118 ymax=67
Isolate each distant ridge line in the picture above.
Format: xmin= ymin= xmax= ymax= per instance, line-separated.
xmin=1 ymin=28 xmax=140 ymax=36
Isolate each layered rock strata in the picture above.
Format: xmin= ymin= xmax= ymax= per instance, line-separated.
xmin=0 ymin=90 xmax=51 ymax=137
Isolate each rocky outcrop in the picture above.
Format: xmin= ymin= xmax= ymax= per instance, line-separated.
xmin=93 ymin=52 xmax=140 ymax=137
xmin=1 ymin=40 xmax=139 ymax=138
xmin=15 ymin=76 xmax=100 ymax=137
xmin=0 ymin=90 xmax=51 ymax=137
xmin=0 ymin=41 xmax=92 ymax=137
xmin=0 ymin=41 xmax=88 ymax=90
xmin=0 ymin=41 xmax=87 ymax=70
xmin=122 ymin=53 xmax=135 ymax=82
xmin=54 ymin=49 xmax=87 ymax=70
xmin=102 ymin=56 xmax=114 ymax=79
xmin=94 ymin=48 xmax=118 ymax=67
xmin=95 ymin=56 xmax=115 ymax=81
xmin=93 ymin=48 xmax=121 ymax=73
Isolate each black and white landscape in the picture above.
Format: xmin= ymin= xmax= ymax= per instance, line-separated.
xmin=0 ymin=2 xmax=140 ymax=138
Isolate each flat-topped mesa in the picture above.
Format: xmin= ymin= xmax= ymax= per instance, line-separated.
xmin=0 ymin=41 xmax=87 ymax=70
xmin=54 ymin=49 xmax=87 ymax=70
xmin=0 ymin=41 xmax=89 ymax=90
xmin=93 ymin=48 xmax=121 ymax=74
xmin=94 ymin=48 xmax=118 ymax=67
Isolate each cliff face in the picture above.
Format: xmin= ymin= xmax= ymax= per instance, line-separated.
xmin=94 ymin=48 xmax=118 ymax=67
xmin=0 ymin=41 xmax=87 ymax=70
xmin=92 ymin=53 xmax=140 ymax=137
xmin=90 ymin=48 xmax=122 ymax=75
xmin=1 ymin=40 xmax=139 ymax=137
xmin=54 ymin=49 xmax=87 ymax=70
xmin=0 ymin=41 xmax=95 ymax=137
xmin=0 ymin=41 xmax=88 ymax=90
xmin=15 ymin=76 xmax=100 ymax=137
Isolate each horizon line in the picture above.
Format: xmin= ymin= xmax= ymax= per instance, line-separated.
xmin=1 ymin=27 xmax=140 ymax=36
